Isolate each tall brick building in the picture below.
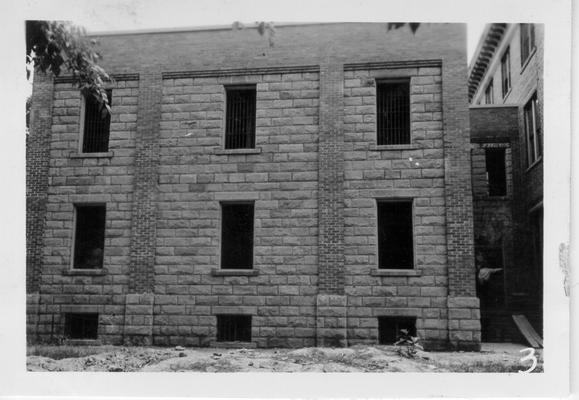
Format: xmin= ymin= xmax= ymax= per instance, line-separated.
xmin=27 ymin=23 xmax=482 ymax=350
xmin=468 ymin=23 xmax=543 ymax=341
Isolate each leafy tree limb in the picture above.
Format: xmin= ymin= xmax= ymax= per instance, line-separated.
xmin=26 ymin=20 xmax=112 ymax=114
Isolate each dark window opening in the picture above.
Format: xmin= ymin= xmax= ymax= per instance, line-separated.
xmin=217 ymin=315 xmax=252 ymax=342
xmin=484 ymin=79 xmax=494 ymax=104
xmin=221 ymin=203 xmax=254 ymax=269
xmin=520 ymin=24 xmax=536 ymax=66
xmin=378 ymin=317 xmax=416 ymax=344
xmin=225 ymin=86 xmax=256 ymax=149
xmin=376 ymin=80 xmax=410 ymax=145
xmin=378 ymin=200 xmax=414 ymax=269
xmin=485 ymin=148 xmax=507 ymax=196
xmin=82 ymin=89 xmax=112 ymax=153
xmin=73 ymin=205 xmax=106 ymax=269
xmin=524 ymin=92 xmax=541 ymax=166
xmin=501 ymin=48 xmax=511 ymax=97
xmin=64 ymin=313 xmax=99 ymax=339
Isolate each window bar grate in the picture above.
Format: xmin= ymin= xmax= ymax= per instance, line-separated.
xmin=83 ymin=90 xmax=112 ymax=153
xmin=377 ymin=82 xmax=410 ymax=145
xmin=225 ymin=88 xmax=256 ymax=149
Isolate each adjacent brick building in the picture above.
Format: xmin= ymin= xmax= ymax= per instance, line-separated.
xmin=468 ymin=23 xmax=543 ymax=341
xmin=27 ymin=23 xmax=481 ymax=350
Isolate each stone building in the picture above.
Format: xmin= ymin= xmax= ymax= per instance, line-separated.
xmin=27 ymin=23 xmax=481 ymax=350
xmin=467 ymin=23 xmax=543 ymax=342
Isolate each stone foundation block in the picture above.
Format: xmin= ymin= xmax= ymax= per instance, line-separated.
xmin=123 ymin=293 xmax=154 ymax=345
xmin=316 ymin=294 xmax=347 ymax=347
xmin=447 ymin=296 xmax=481 ymax=351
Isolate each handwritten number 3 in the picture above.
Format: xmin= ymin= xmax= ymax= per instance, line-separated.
xmin=519 ymin=348 xmax=537 ymax=373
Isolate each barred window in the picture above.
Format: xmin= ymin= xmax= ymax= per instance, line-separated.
xmin=377 ymin=200 xmax=414 ymax=269
xmin=82 ymin=90 xmax=112 ymax=153
xmin=225 ymin=86 xmax=256 ymax=149
xmin=524 ymin=93 xmax=541 ymax=165
xmin=221 ymin=203 xmax=254 ymax=269
xmin=520 ymin=24 xmax=536 ymax=67
xmin=216 ymin=315 xmax=252 ymax=342
xmin=73 ymin=205 xmax=106 ymax=269
xmin=376 ymin=80 xmax=410 ymax=145
xmin=501 ymin=48 xmax=511 ymax=97
xmin=484 ymin=79 xmax=494 ymax=104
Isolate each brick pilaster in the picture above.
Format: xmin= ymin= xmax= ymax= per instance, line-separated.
xmin=441 ymin=29 xmax=481 ymax=350
xmin=316 ymin=60 xmax=347 ymax=346
xmin=125 ymin=71 xmax=161 ymax=343
xmin=128 ymin=70 xmax=162 ymax=293
xmin=26 ymin=73 xmax=53 ymax=294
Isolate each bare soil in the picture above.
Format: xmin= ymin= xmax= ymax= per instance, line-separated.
xmin=27 ymin=343 xmax=542 ymax=373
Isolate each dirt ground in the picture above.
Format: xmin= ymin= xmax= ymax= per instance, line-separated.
xmin=27 ymin=343 xmax=542 ymax=372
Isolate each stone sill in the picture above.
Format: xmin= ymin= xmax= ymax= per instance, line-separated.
xmin=214 ymin=148 xmax=262 ymax=155
xmin=64 ymin=339 xmax=102 ymax=346
xmin=210 ymin=341 xmax=257 ymax=349
xmin=69 ymin=151 xmax=114 ymax=158
xmin=370 ymin=144 xmax=421 ymax=151
xmin=211 ymin=269 xmax=259 ymax=276
xmin=371 ymin=269 xmax=420 ymax=277
xmin=62 ymin=268 xmax=107 ymax=276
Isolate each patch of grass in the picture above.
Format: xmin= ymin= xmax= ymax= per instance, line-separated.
xmin=27 ymin=345 xmax=118 ymax=360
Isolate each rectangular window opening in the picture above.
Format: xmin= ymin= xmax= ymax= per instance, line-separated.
xmin=73 ymin=205 xmax=106 ymax=269
xmin=378 ymin=317 xmax=416 ymax=344
xmin=520 ymin=24 xmax=536 ymax=66
xmin=376 ymin=80 xmax=410 ymax=145
xmin=221 ymin=202 xmax=254 ymax=269
xmin=217 ymin=315 xmax=252 ymax=342
xmin=484 ymin=79 xmax=494 ymax=104
xmin=485 ymin=148 xmax=507 ymax=196
xmin=225 ymin=86 xmax=256 ymax=149
xmin=377 ymin=200 xmax=414 ymax=269
xmin=82 ymin=89 xmax=112 ymax=153
xmin=64 ymin=313 xmax=99 ymax=339
xmin=524 ymin=92 xmax=541 ymax=166
xmin=501 ymin=48 xmax=511 ymax=97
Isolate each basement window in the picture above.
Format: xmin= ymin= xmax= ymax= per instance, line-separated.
xmin=225 ymin=86 xmax=256 ymax=149
xmin=485 ymin=148 xmax=507 ymax=196
xmin=377 ymin=200 xmax=414 ymax=269
xmin=73 ymin=205 xmax=106 ymax=269
xmin=376 ymin=80 xmax=410 ymax=145
xmin=64 ymin=313 xmax=99 ymax=339
xmin=217 ymin=315 xmax=252 ymax=342
xmin=221 ymin=202 xmax=254 ymax=269
xmin=81 ymin=89 xmax=112 ymax=153
xmin=378 ymin=317 xmax=416 ymax=344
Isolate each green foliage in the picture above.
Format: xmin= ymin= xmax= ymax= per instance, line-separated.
xmin=26 ymin=20 xmax=111 ymax=114
xmin=394 ymin=329 xmax=423 ymax=358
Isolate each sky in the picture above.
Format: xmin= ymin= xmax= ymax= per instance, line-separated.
xmin=22 ymin=0 xmax=488 ymax=65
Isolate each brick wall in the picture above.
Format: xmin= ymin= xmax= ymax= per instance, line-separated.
xmin=154 ymin=70 xmax=320 ymax=347
xmin=27 ymin=23 xmax=479 ymax=348
xmin=32 ymin=77 xmax=139 ymax=343
xmin=342 ymin=64 xmax=449 ymax=348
